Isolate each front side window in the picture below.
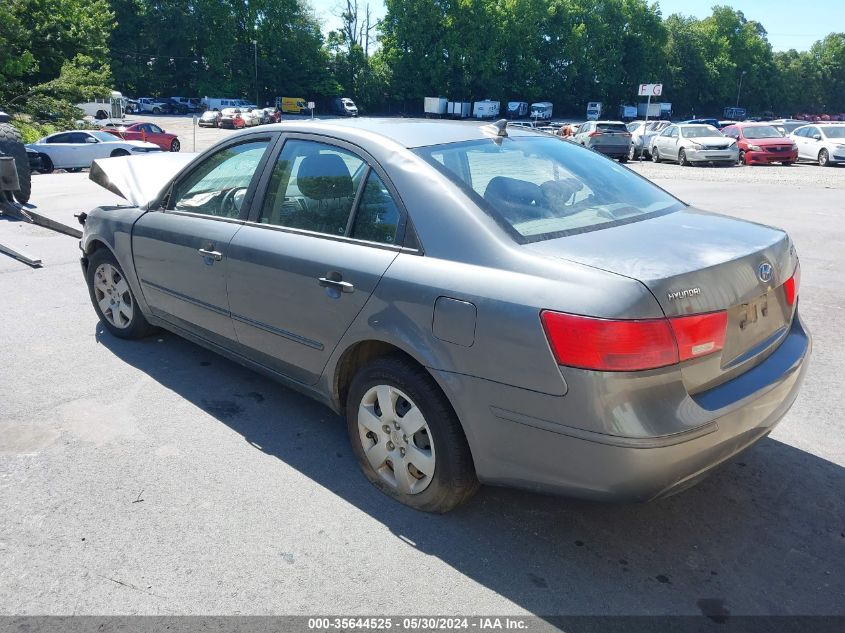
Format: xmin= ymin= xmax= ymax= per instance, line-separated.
xmin=169 ymin=139 xmax=270 ymax=218
xmin=416 ymin=136 xmax=683 ymax=243
xmin=258 ymin=139 xmax=365 ymax=235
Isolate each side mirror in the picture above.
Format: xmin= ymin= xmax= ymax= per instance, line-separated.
xmin=813 ymin=134 xmax=822 ymax=141
xmin=85 ymin=137 xmax=98 ymax=143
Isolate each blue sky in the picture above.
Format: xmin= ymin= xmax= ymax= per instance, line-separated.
xmin=307 ymin=0 xmax=842 ymax=52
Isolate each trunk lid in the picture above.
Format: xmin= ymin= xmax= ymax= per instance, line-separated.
xmin=526 ymin=207 xmax=799 ymax=392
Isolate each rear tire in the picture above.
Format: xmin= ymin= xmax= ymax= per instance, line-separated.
xmin=85 ymin=248 xmax=156 ymax=339
xmin=618 ymin=155 xmax=628 ymax=163
xmin=346 ymin=355 xmax=479 ymax=513
xmin=782 ymin=161 xmax=794 ymax=166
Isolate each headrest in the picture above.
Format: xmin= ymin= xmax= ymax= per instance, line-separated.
xmin=297 ymin=153 xmax=353 ymax=200
xmin=484 ymin=176 xmax=542 ymax=207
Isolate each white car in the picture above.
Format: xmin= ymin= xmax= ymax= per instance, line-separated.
xmin=651 ymin=124 xmax=738 ymax=166
xmin=27 ymin=130 xmax=161 ymax=173
xmin=136 ymin=97 xmax=168 ymax=114
xmin=791 ymin=124 xmax=845 ymax=166
xmin=627 ymin=120 xmax=670 ymax=159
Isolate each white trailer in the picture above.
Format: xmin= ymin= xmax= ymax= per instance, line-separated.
xmin=586 ymin=101 xmax=603 ymax=120
xmin=473 ymin=100 xmax=500 ymax=119
xmin=424 ymin=97 xmax=448 ymax=117
xmin=530 ymin=102 xmax=554 ymax=120
xmin=506 ymin=101 xmax=529 ymax=118
xmin=448 ymin=102 xmax=472 ymax=118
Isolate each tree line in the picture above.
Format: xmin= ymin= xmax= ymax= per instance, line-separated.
xmin=1 ymin=0 xmax=843 ymax=121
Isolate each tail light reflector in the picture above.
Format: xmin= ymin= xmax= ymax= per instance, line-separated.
xmin=783 ymin=263 xmax=800 ymax=306
xmin=588 ymin=131 xmax=603 ymax=137
xmin=541 ymin=310 xmax=728 ymax=372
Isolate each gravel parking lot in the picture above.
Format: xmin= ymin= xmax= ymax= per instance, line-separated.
xmin=1 ymin=127 xmax=843 ymax=622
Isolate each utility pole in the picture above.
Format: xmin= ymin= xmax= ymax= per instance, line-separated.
xmin=252 ymin=40 xmax=259 ymax=106
xmin=736 ymin=70 xmax=747 ymax=107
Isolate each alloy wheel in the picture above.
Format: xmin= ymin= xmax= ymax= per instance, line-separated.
xmin=93 ymin=263 xmax=134 ymax=329
xmin=357 ymin=385 xmax=436 ymax=495
xmin=819 ymin=149 xmax=829 ymax=167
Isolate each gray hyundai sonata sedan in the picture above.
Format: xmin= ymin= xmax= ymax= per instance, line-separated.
xmin=80 ymin=118 xmax=811 ymax=512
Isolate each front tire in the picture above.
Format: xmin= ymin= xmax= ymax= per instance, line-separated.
xmin=679 ymin=149 xmax=690 ymax=166
xmin=170 ymin=139 xmax=180 ymax=152
xmin=819 ymin=149 xmax=830 ymax=167
xmin=346 ymin=355 xmax=479 ymax=513
xmin=38 ymin=154 xmax=54 ymax=174
xmin=85 ymin=249 xmax=156 ymax=339
xmin=651 ymin=147 xmax=660 ymax=163
xmin=738 ymin=150 xmax=746 ymax=165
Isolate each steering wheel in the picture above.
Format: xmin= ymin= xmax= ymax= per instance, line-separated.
xmin=219 ymin=187 xmax=248 ymax=216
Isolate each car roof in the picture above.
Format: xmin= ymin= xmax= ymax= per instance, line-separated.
xmin=260 ymin=117 xmax=545 ymax=149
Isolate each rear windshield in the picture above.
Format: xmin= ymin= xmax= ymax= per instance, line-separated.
xmin=597 ymin=123 xmax=628 ymax=133
xmin=682 ymin=125 xmax=721 ymax=138
xmin=743 ymin=126 xmax=783 ymax=139
xmin=414 ymin=136 xmax=683 ymax=243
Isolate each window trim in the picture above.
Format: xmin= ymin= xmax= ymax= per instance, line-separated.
xmin=244 ymin=132 xmax=418 ymax=252
xmin=158 ymin=132 xmax=280 ymax=222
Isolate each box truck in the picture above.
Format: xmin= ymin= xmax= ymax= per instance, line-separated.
xmin=637 ymin=102 xmax=673 ymax=119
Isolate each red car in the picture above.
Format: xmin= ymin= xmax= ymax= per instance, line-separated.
xmin=721 ymin=122 xmax=798 ymax=165
xmin=103 ymin=122 xmax=180 ymax=152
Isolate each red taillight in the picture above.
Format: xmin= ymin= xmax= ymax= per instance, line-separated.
xmin=669 ymin=312 xmax=728 ymax=362
xmin=589 ymin=131 xmax=603 ymax=137
xmin=541 ymin=310 xmax=728 ymax=372
xmin=784 ymin=263 xmax=800 ymax=306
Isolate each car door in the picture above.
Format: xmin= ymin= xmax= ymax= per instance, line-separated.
xmin=146 ymin=123 xmax=170 ymax=149
xmin=131 ymin=133 xmax=277 ymax=347
xmin=654 ymin=125 xmax=673 ymax=155
xmin=226 ymin=136 xmax=408 ymax=385
xmin=42 ymin=132 xmax=75 ymax=167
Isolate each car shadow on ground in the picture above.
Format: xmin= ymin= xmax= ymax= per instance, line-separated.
xmin=96 ymin=325 xmax=844 ymax=622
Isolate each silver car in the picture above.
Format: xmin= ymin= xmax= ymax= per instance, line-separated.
xmin=80 ymin=119 xmax=811 ymax=512
xmin=571 ymin=120 xmax=632 ymax=161
xmin=627 ymin=120 xmax=670 ymax=159
xmin=652 ymin=124 xmax=739 ymax=165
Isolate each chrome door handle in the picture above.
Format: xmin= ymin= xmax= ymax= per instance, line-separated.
xmin=318 ymin=277 xmax=355 ymax=293
xmin=198 ymin=248 xmax=222 ymax=261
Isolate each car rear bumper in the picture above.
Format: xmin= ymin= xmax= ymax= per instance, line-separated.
xmin=434 ymin=314 xmax=811 ymax=501
xmin=746 ymin=149 xmax=798 ymax=164
xmin=590 ymin=144 xmax=629 ymax=157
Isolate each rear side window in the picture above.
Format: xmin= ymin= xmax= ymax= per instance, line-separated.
xmin=350 ymin=172 xmax=401 ymax=244
xmin=415 ymin=136 xmax=683 ymax=243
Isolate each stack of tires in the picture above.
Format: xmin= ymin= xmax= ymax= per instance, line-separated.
xmin=0 ymin=112 xmax=31 ymax=205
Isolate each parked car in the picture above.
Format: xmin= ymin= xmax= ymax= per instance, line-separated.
xmin=219 ymin=107 xmax=246 ymax=129
xmin=162 ymin=98 xmax=189 ymax=115
xmin=26 ymin=146 xmax=43 ymax=173
xmin=626 ymin=120 xmax=670 ymax=159
xmin=721 ymin=123 xmax=797 ymax=165
xmin=572 ymin=120 xmax=632 ymax=161
xmin=771 ymin=119 xmax=810 ymax=136
xmin=280 ymin=97 xmax=311 ymax=115
xmin=251 ymin=108 xmax=272 ymax=125
xmin=197 ymin=110 xmax=221 ymax=128
xmin=171 ymin=97 xmax=202 ymax=113
xmin=240 ymin=109 xmax=261 ymax=127
xmin=102 ymin=122 xmax=180 ymax=152
xmin=136 ymin=97 xmax=169 ymax=114
xmin=681 ymin=118 xmax=720 ymax=128
xmin=330 ymin=97 xmax=359 ymax=117
xmin=506 ymin=101 xmax=529 ymax=118
xmin=791 ymin=124 xmax=845 ymax=166
xmin=651 ymin=124 xmax=738 ymax=166
xmin=203 ymin=98 xmax=244 ymax=111
xmin=79 ymin=118 xmax=810 ymax=513
xmin=26 ymin=130 xmax=160 ymax=173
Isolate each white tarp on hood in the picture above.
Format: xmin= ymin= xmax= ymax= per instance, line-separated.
xmin=89 ymin=152 xmax=197 ymax=208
